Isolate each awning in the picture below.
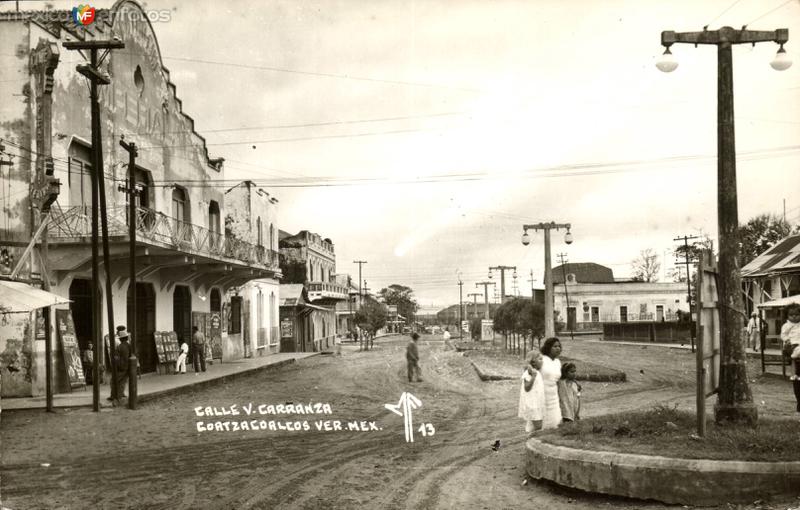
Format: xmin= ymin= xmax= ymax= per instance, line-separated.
xmin=0 ymin=280 xmax=71 ymax=313
xmin=757 ymin=294 xmax=800 ymax=309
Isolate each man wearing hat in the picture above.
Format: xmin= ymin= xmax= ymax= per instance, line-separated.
xmin=747 ymin=312 xmax=762 ymax=352
xmin=115 ymin=329 xmax=131 ymax=401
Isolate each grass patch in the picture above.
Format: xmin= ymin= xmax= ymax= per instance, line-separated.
xmin=560 ymin=356 xmax=626 ymax=383
xmin=537 ymin=404 xmax=800 ymax=462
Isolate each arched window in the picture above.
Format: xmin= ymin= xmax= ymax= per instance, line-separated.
xmin=256 ymin=217 xmax=263 ymax=247
xmin=171 ymin=187 xmax=188 ymax=224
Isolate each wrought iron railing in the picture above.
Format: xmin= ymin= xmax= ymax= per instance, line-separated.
xmin=49 ymin=205 xmax=280 ymax=269
xmin=306 ymin=281 xmax=349 ymax=299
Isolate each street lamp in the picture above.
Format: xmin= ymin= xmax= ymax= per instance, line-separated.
xmin=520 ymin=222 xmax=573 ymax=338
xmin=656 ymin=25 xmax=790 ymax=426
xmin=770 ymin=44 xmax=792 ymax=70
xmin=656 ymin=46 xmax=679 ymax=72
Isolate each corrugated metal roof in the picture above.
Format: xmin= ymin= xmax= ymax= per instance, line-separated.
xmin=742 ymin=233 xmax=800 ymax=278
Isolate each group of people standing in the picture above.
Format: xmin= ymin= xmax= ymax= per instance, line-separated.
xmin=518 ymin=337 xmax=581 ymax=435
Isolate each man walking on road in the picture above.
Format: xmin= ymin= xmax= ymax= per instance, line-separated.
xmin=192 ymin=326 xmax=207 ymax=374
xmin=406 ymin=332 xmax=422 ymax=383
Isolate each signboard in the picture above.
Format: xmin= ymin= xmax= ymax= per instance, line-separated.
xmin=388 ymin=305 xmax=398 ymax=314
xmin=281 ymin=318 xmax=294 ymax=338
xmin=695 ymin=249 xmax=721 ymax=437
xmin=462 ymin=320 xmax=469 ymax=333
xmin=480 ymin=319 xmax=494 ymax=342
xmin=154 ymin=331 xmax=180 ymax=364
xmin=210 ymin=312 xmax=222 ymax=359
xmin=55 ymin=309 xmax=85 ymax=388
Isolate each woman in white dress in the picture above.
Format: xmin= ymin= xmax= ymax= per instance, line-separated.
xmin=539 ymin=337 xmax=563 ymax=429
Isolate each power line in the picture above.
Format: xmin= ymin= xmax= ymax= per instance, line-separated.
xmin=119 ymin=52 xmax=483 ymax=94
xmin=707 ymin=0 xmax=747 ymax=28
xmin=746 ymin=0 xmax=796 ymax=25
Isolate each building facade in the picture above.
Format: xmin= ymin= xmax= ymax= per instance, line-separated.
xmin=0 ymin=2 xmax=281 ymax=396
xmin=552 ymin=263 xmax=688 ymax=331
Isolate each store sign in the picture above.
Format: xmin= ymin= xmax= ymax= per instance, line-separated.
xmin=280 ymin=318 xmax=294 ymax=338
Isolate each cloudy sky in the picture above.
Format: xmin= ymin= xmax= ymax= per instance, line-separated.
xmin=15 ymin=0 xmax=800 ymax=307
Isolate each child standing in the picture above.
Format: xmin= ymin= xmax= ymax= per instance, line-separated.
xmin=558 ymin=362 xmax=582 ymax=423
xmin=518 ymin=350 xmax=545 ymax=436
xmin=175 ymin=340 xmax=189 ymax=374
xmin=781 ymin=303 xmax=800 ymax=412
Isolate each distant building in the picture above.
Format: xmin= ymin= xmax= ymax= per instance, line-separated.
xmin=278 ymin=230 xmax=348 ymax=351
xmin=552 ymin=263 xmax=688 ymax=331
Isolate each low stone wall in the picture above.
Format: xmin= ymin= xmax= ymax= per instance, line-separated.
xmin=526 ymin=438 xmax=800 ymax=506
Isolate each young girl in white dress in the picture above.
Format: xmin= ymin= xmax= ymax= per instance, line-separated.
xmin=518 ymin=350 xmax=545 ymax=436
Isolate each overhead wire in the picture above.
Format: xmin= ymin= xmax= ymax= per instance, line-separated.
xmin=746 ymin=0 xmax=796 ymax=25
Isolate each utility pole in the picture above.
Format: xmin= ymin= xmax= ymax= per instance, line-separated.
xmin=521 ymin=222 xmax=573 ymax=338
xmin=674 ymin=234 xmax=700 ymax=353
xmin=353 ymin=260 xmax=367 ymax=307
xmin=475 ymin=281 xmax=495 ymax=319
xmin=488 ymin=265 xmax=516 ymax=303
xmin=528 ymin=270 xmax=536 ymax=304
xmin=119 ymin=138 xmax=139 ymax=409
xmin=657 ymin=26 xmax=790 ymax=425
xmin=64 ymin=38 xmax=125 ymax=410
xmin=457 ymin=277 xmax=464 ymax=338
xmin=557 ymin=253 xmax=574 ymax=341
xmin=347 ymin=275 xmax=354 ymax=333
xmin=468 ymin=292 xmax=481 ymax=320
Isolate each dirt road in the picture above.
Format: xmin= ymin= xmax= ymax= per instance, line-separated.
xmin=2 ymin=335 xmax=795 ymax=509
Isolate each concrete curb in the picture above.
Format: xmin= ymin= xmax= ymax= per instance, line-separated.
xmin=526 ymin=436 xmax=800 ymax=506
xmin=468 ymin=360 xmax=512 ymax=381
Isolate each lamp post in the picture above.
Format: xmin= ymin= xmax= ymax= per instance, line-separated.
xmin=657 ymin=26 xmax=791 ymax=425
xmin=521 ymin=222 xmax=572 ymax=338
xmin=488 ymin=265 xmax=517 ymax=303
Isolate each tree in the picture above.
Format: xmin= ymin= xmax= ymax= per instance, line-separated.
xmin=354 ymin=296 xmax=387 ymax=350
xmin=378 ymin=284 xmax=418 ymax=323
xmin=492 ymin=297 xmax=545 ymax=344
xmin=739 ymin=213 xmax=797 ymax=267
xmin=631 ymin=248 xmax=661 ymax=282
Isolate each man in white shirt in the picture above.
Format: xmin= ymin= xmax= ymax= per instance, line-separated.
xmin=746 ymin=312 xmax=762 ymax=352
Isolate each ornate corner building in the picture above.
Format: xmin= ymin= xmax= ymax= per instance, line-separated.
xmin=0 ymin=1 xmax=281 ymax=397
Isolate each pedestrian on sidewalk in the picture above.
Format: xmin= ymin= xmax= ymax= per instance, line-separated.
xmin=82 ymin=342 xmax=94 ymax=385
xmin=115 ymin=331 xmax=131 ymax=402
xmin=406 ymin=332 xmax=422 ymax=382
xmin=747 ymin=312 xmax=762 ymax=352
xmin=175 ymin=339 xmax=189 ymax=374
xmin=192 ymin=326 xmax=207 ymax=374
xmin=781 ymin=303 xmax=800 ymax=412
xmin=518 ymin=350 xmax=544 ymax=436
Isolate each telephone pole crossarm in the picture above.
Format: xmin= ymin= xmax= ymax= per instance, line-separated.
xmin=662 ymin=28 xmax=788 ymax=47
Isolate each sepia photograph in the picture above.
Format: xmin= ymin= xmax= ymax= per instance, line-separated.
xmin=1 ymin=0 xmax=800 ymax=508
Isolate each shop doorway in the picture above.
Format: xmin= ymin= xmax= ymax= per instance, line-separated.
xmin=69 ymin=278 xmax=93 ymax=351
xmin=173 ymin=286 xmax=192 ymax=346
xmin=127 ymin=282 xmax=157 ymax=373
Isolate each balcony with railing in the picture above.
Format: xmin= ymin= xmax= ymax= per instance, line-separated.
xmin=306 ymin=281 xmax=349 ymax=301
xmin=48 ymin=205 xmax=281 ymax=271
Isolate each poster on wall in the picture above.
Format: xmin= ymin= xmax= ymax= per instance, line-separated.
xmin=210 ymin=312 xmax=222 ymax=359
xmin=55 ymin=309 xmax=85 ymax=388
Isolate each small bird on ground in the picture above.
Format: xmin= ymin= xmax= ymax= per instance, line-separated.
xmin=491 ymin=440 xmax=501 ymax=451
